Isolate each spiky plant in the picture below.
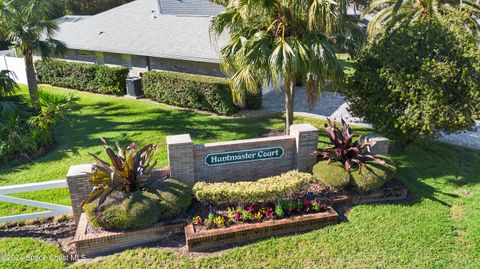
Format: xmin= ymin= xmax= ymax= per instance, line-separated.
xmin=314 ymin=118 xmax=385 ymax=172
xmin=82 ymin=139 xmax=158 ymax=209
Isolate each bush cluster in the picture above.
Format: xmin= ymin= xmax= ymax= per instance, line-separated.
xmin=312 ymin=161 xmax=350 ymax=189
xmin=84 ymin=178 xmax=192 ymax=230
xmin=142 ymin=71 xmax=261 ymax=115
xmin=313 ymin=157 xmax=396 ymax=192
xmin=35 ymin=60 xmax=129 ymax=95
xmin=192 ymin=171 xmax=314 ymax=205
xmin=148 ymin=178 xmax=192 ymax=221
xmin=345 ymin=13 xmax=480 ymax=148
xmin=0 ymin=91 xmax=77 ymax=164
xmin=83 ymin=191 xmax=161 ymax=230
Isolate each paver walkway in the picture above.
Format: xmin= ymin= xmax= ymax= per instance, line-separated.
xmin=262 ymin=88 xmax=346 ymax=117
xmin=262 ymin=88 xmax=364 ymax=123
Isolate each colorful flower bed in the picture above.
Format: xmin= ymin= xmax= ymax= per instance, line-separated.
xmin=192 ymin=193 xmax=333 ymax=230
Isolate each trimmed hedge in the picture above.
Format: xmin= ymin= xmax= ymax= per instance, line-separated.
xmin=142 ymin=71 xmax=262 ymax=115
xmin=350 ymin=158 xmax=396 ymax=193
xmin=312 ymin=161 xmax=350 ymax=189
xmin=83 ymin=191 xmax=161 ymax=230
xmin=148 ymin=178 xmax=192 ymax=220
xmin=193 ymin=171 xmax=314 ymax=205
xmin=35 ymin=60 xmax=129 ymax=95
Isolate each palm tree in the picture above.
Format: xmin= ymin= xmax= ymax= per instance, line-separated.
xmin=0 ymin=70 xmax=18 ymax=97
xmin=0 ymin=0 xmax=66 ymax=115
xmin=0 ymin=69 xmax=19 ymax=117
xmin=211 ymin=0 xmax=363 ymax=134
xmin=366 ymin=0 xmax=480 ymax=35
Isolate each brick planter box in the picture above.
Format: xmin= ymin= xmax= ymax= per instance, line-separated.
xmin=185 ymin=207 xmax=338 ymax=252
xmin=73 ymin=213 xmax=185 ymax=256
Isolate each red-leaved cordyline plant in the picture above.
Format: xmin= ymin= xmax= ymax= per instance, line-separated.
xmin=81 ymin=138 xmax=158 ymax=209
xmin=314 ymin=118 xmax=385 ymax=172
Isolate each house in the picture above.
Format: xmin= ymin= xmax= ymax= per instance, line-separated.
xmin=53 ymin=0 xmax=227 ymax=77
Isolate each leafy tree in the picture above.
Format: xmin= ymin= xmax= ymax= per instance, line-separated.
xmin=0 ymin=0 xmax=66 ymax=115
xmin=210 ymin=0 xmax=363 ymax=134
xmin=345 ymin=14 xmax=480 ymax=149
xmin=366 ymin=0 xmax=480 ymax=34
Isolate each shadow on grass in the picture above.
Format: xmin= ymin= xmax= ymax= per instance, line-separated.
xmin=390 ymin=140 xmax=480 ymax=207
xmin=0 ymin=98 xmax=283 ymax=176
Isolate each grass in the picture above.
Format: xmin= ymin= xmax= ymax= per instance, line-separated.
xmin=71 ymin=141 xmax=480 ymax=268
xmin=0 ymin=238 xmax=66 ymax=269
xmin=2 ymin=85 xmax=479 ymax=268
xmin=0 ymin=85 xmax=355 ymax=217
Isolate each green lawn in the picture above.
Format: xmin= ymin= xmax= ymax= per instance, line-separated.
xmin=0 ymin=85 xmax=351 ymax=217
xmin=72 ymin=141 xmax=480 ymax=268
xmin=1 ymin=85 xmax=479 ymax=268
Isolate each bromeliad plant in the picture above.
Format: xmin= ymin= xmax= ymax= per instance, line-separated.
xmin=314 ymin=118 xmax=384 ymax=172
xmin=82 ymin=139 xmax=158 ymax=209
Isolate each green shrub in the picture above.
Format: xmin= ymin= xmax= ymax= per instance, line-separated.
xmin=193 ymin=171 xmax=314 ymax=205
xmin=142 ymin=71 xmax=237 ymax=115
xmin=35 ymin=60 xmax=128 ymax=95
xmin=312 ymin=161 xmax=350 ymax=189
xmin=148 ymin=178 xmax=192 ymax=220
xmin=83 ymin=191 xmax=161 ymax=230
xmin=350 ymin=158 xmax=396 ymax=192
xmin=345 ymin=15 xmax=480 ymax=148
xmin=92 ymin=65 xmax=129 ymax=95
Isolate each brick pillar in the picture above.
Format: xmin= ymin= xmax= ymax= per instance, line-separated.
xmin=167 ymin=134 xmax=195 ymax=186
xmin=66 ymin=164 xmax=93 ymax=225
xmin=290 ymin=124 xmax=319 ymax=172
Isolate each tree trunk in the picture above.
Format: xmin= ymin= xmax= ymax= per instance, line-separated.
xmin=284 ymin=80 xmax=295 ymax=135
xmin=25 ymin=53 xmax=40 ymax=115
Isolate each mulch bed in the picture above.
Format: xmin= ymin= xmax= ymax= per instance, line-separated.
xmin=0 ymin=216 xmax=77 ymax=255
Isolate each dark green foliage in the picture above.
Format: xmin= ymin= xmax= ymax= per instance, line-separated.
xmin=148 ymin=178 xmax=192 ymax=221
xmin=346 ymin=15 xmax=480 ymax=148
xmin=83 ymin=191 xmax=161 ymax=230
xmin=244 ymin=90 xmax=262 ymax=110
xmin=312 ymin=161 xmax=350 ymax=189
xmin=350 ymin=158 xmax=396 ymax=192
xmin=142 ymin=71 xmax=238 ymax=115
xmin=0 ymin=90 xmax=77 ymax=164
xmin=35 ymin=60 xmax=128 ymax=95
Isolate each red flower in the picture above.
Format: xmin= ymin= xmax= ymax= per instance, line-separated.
xmin=234 ymin=211 xmax=242 ymax=220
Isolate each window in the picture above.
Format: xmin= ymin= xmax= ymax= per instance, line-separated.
xmin=95 ymin=51 xmax=104 ymax=65
xmin=121 ymin=54 xmax=132 ymax=69
xmin=78 ymin=50 xmax=92 ymax=61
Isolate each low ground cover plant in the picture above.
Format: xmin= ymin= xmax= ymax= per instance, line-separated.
xmin=35 ymin=60 xmax=129 ymax=95
xmin=313 ymin=119 xmax=396 ymax=192
xmin=82 ymin=139 xmax=191 ymax=230
xmin=193 ymin=195 xmax=329 ymax=229
xmin=192 ymin=171 xmax=315 ymax=205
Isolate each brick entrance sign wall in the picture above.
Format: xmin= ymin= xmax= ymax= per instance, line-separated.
xmin=67 ymin=124 xmax=318 ymax=223
xmin=167 ymin=124 xmax=319 ymax=186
